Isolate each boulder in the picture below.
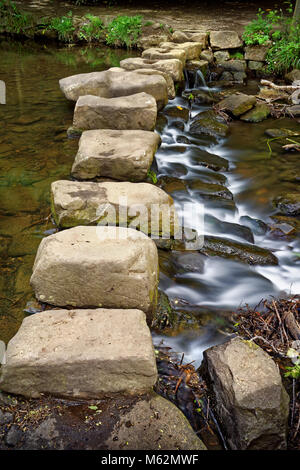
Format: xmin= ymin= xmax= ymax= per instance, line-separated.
xmin=160 ymin=41 xmax=202 ymax=60
xmin=248 ymin=60 xmax=264 ymax=71
xmin=189 ymin=110 xmax=229 ymax=138
xmin=189 ymin=181 xmax=233 ymax=200
xmin=172 ymin=30 xmax=208 ymax=48
xmin=217 ymin=93 xmax=256 ymax=117
xmin=119 ymin=57 xmax=183 ymax=82
xmin=30 ymin=226 xmax=158 ymax=318
xmin=51 ymin=180 xmax=179 ymax=237
xmin=209 ymin=31 xmax=242 ymax=50
xmin=59 ymin=67 xmax=168 ymax=110
xmin=137 ymin=34 xmax=169 ymax=49
xmin=273 ymin=193 xmax=300 ymax=216
xmin=142 ymin=46 xmax=187 ymax=65
xmin=133 ymin=68 xmax=175 ymax=100
xmin=71 ymin=129 xmax=160 ymax=182
xmin=245 ymin=45 xmax=269 ymax=61
xmin=200 ymin=49 xmax=214 ymax=63
xmin=214 ymin=50 xmax=230 ymax=63
xmin=200 ymin=235 xmax=278 ymax=265
xmin=239 ymin=216 xmax=268 ymax=236
xmin=0 ymin=391 xmax=206 ymax=450
xmin=73 ymin=93 xmax=157 ymax=132
xmin=0 ymin=308 xmax=157 ymax=399
xmin=219 ymin=59 xmax=246 ymax=72
xmin=240 ymin=103 xmax=270 ymax=122
xmin=202 ymin=337 xmax=289 ymax=450
xmin=285 ymin=69 xmax=300 ymax=83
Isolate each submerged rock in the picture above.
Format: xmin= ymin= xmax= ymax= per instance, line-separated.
xmin=59 ymin=67 xmax=168 ymax=110
xmin=239 ymin=215 xmax=268 ymax=236
xmin=240 ymin=103 xmax=270 ymax=123
xmin=265 ymin=128 xmax=300 ymax=138
xmin=71 ymin=129 xmax=160 ymax=182
xmin=188 ymin=180 xmax=233 ymax=200
xmin=209 ymin=31 xmax=242 ymax=50
xmin=0 ymin=391 xmax=206 ymax=450
xmin=199 ymin=235 xmax=278 ymax=265
xmin=0 ymin=308 xmax=157 ymax=399
xmin=73 ymin=93 xmax=157 ymax=132
xmin=273 ymin=193 xmax=300 ymax=216
xmin=189 ymin=110 xmax=229 ymax=138
xmin=217 ymin=93 xmax=256 ymax=117
xmin=202 ymin=337 xmax=289 ymax=450
xmin=188 ymin=148 xmax=229 ymax=172
xmin=30 ymin=226 xmax=158 ymax=318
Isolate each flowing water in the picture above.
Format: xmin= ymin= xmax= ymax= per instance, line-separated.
xmin=1 ymin=40 xmax=300 ymax=368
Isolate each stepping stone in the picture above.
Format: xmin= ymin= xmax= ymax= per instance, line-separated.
xmin=71 ymin=129 xmax=160 ymax=182
xmin=209 ymin=31 xmax=242 ymax=50
xmin=51 ymin=180 xmax=179 ymax=237
xmin=0 ymin=308 xmax=157 ymax=399
xmin=142 ymin=46 xmax=187 ymax=65
xmin=30 ymin=226 xmax=158 ymax=318
xmin=73 ymin=93 xmax=157 ymax=132
xmin=160 ymin=42 xmax=202 ymax=60
xmin=59 ymin=67 xmax=168 ymax=110
xmin=120 ymin=57 xmax=183 ymax=82
xmin=133 ymin=68 xmax=175 ymax=100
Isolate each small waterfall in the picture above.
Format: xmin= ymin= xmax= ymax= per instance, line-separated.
xmin=194 ymin=69 xmax=207 ymax=88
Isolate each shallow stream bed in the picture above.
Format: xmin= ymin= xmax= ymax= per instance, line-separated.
xmin=0 ymin=40 xmax=300 ymax=369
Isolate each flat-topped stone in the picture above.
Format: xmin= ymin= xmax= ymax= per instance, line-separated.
xmin=71 ymin=129 xmax=160 ymax=181
xmin=0 ymin=308 xmax=157 ymax=399
xmin=142 ymin=47 xmax=187 ymax=65
xmin=73 ymin=93 xmax=157 ymax=132
xmin=209 ymin=30 xmax=242 ymax=50
xmin=51 ymin=180 xmax=179 ymax=237
xmin=120 ymin=57 xmax=183 ymax=82
xmin=30 ymin=226 xmax=158 ymax=319
xmin=59 ymin=67 xmax=168 ymax=110
xmin=160 ymin=42 xmax=202 ymax=60
xmin=172 ymin=30 xmax=208 ymax=48
xmin=133 ymin=68 xmax=175 ymax=100
xmin=217 ymin=93 xmax=256 ymax=117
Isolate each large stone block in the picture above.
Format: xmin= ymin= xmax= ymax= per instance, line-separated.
xmin=160 ymin=42 xmax=203 ymax=60
xmin=217 ymin=93 xmax=256 ymax=117
xmin=0 ymin=308 xmax=158 ymax=399
xmin=209 ymin=30 xmax=242 ymax=50
xmin=120 ymin=57 xmax=183 ymax=82
xmin=142 ymin=46 xmax=187 ymax=65
xmin=133 ymin=68 xmax=175 ymax=100
xmin=71 ymin=129 xmax=160 ymax=181
xmin=202 ymin=337 xmax=289 ymax=450
xmin=30 ymin=226 xmax=158 ymax=318
xmin=245 ymin=45 xmax=269 ymax=61
xmin=59 ymin=67 xmax=168 ymax=110
xmin=51 ymin=180 xmax=179 ymax=237
xmin=73 ymin=93 xmax=157 ymax=132
xmin=172 ymin=30 xmax=208 ymax=48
